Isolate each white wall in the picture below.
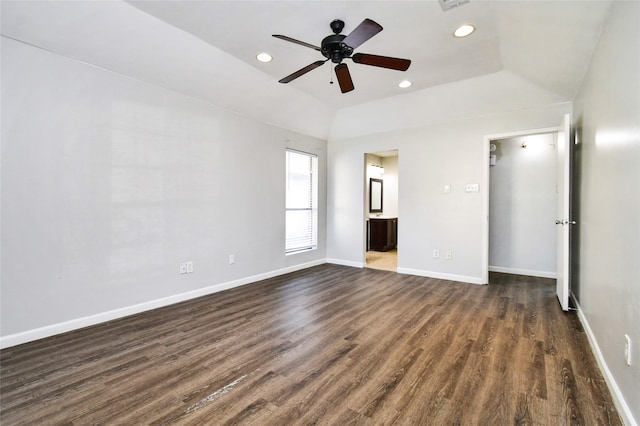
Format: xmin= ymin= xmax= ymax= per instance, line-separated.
xmin=381 ymin=156 xmax=399 ymax=219
xmin=572 ymin=1 xmax=639 ymax=423
xmin=364 ymin=153 xmax=383 ymax=220
xmin=489 ymin=134 xmax=557 ymax=277
xmin=365 ymin=154 xmax=398 ymax=220
xmin=1 ymin=38 xmax=327 ymax=345
xmin=327 ymin=103 xmax=571 ymax=282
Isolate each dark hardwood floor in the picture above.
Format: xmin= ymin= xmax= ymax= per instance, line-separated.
xmin=0 ymin=265 xmax=621 ymax=425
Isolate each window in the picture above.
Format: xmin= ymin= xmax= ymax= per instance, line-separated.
xmin=285 ymin=149 xmax=318 ymax=254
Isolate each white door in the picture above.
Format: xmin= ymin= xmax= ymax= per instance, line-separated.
xmin=556 ymin=113 xmax=572 ymax=311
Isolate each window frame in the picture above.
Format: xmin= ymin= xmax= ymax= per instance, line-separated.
xmin=285 ymin=149 xmax=318 ymax=255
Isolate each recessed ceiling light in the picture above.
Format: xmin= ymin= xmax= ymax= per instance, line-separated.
xmin=453 ymin=24 xmax=475 ymax=38
xmin=399 ymin=80 xmax=412 ymax=89
xmin=256 ymin=52 xmax=273 ymax=63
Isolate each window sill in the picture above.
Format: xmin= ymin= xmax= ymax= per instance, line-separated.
xmin=285 ymin=247 xmax=317 ymax=256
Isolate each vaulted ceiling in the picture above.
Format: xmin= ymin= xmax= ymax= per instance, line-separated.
xmin=2 ymin=1 xmax=612 ymax=139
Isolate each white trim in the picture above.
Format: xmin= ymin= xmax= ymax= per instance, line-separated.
xmin=326 ymin=258 xmax=364 ymax=268
xmin=0 ymin=259 xmax=326 ymax=349
xmin=396 ymin=267 xmax=484 ymax=285
xmin=482 ymin=134 xmax=490 ymax=284
xmin=489 ymin=266 xmax=557 ymax=279
xmin=484 ymin=127 xmax=561 ymax=143
xmin=571 ymin=293 xmax=638 ymax=426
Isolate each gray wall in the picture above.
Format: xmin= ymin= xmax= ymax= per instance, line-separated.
xmin=328 ymin=102 xmax=571 ymax=281
xmin=572 ymin=1 xmax=639 ymax=422
xmin=1 ymin=38 xmax=327 ymax=344
xmin=489 ymin=133 xmax=557 ymax=277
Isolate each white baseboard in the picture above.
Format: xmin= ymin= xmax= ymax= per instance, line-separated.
xmin=326 ymin=258 xmax=364 ymax=268
xmin=0 ymin=259 xmax=327 ymax=349
xmin=571 ymin=293 xmax=638 ymax=426
xmin=396 ymin=267 xmax=485 ymax=285
xmin=489 ymin=265 xmax=557 ymax=279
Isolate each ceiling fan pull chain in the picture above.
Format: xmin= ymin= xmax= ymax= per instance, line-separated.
xmin=330 ymin=65 xmax=334 ymax=85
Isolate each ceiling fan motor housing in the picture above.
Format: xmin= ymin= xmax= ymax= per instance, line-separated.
xmin=321 ymin=34 xmax=353 ymax=63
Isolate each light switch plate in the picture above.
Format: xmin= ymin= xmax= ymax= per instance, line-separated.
xmin=466 ymin=183 xmax=479 ymax=193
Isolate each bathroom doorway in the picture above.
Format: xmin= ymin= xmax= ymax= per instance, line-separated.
xmin=364 ymin=151 xmax=398 ymax=271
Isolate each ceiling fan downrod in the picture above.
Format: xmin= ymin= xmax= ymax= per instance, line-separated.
xmin=321 ymin=19 xmax=353 ymax=64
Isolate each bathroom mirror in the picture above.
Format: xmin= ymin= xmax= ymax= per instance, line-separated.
xmin=370 ymin=178 xmax=383 ymax=213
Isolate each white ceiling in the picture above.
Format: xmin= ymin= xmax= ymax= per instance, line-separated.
xmin=1 ymin=1 xmax=612 ymax=139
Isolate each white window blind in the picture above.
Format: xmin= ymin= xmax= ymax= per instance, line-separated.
xmin=285 ymin=149 xmax=318 ymax=254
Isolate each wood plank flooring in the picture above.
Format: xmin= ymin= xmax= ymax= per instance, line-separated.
xmin=0 ymin=265 xmax=622 ymax=425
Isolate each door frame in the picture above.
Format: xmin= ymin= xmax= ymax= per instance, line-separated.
xmin=363 ymin=150 xmax=399 ymax=269
xmin=482 ymin=126 xmax=560 ymax=284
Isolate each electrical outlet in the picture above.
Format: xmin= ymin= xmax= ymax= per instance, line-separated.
xmin=180 ymin=261 xmax=194 ymax=274
xmin=625 ymin=334 xmax=632 ymax=366
xmin=229 ymin=254 xmax=235 ymax=265
xmin=433 ymin=249 xmax=440 ymax=259
xmin=446 ymin=251 xmax=453 ymax=260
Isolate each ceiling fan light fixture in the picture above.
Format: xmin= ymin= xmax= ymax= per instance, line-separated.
xmin=256 ymin=52 xmax=273 ymax=63
xmin=453 ymin=24 xmax=475 ymax=38
xmin=399 ymin=80 xmax=412 ymax=88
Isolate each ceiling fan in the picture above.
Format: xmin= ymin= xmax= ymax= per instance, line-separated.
xmin=273 ymin=18 xmax=411 ymax=93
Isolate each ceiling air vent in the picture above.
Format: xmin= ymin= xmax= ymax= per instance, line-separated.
xmin=438 ymin=0 xmax=470 ymax=12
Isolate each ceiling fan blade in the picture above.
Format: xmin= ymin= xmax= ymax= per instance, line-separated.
xmin=342 ymin=18 xmax=383 ymax=50
xmin=334 ymin=63 xmax=354 ymax=93
xmin=279 ymin=60 xmax=326 ymax=83
xmin=272 ymin=35 xmax=321 ymax=51
xmin=352 ymin=53 xmax=411 ymax=71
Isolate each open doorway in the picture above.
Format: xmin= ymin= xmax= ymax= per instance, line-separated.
xmin=487 ymin=131 xmax=559 ymax=280
xmin=364 ymin=151 xmax=398 ymax=271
